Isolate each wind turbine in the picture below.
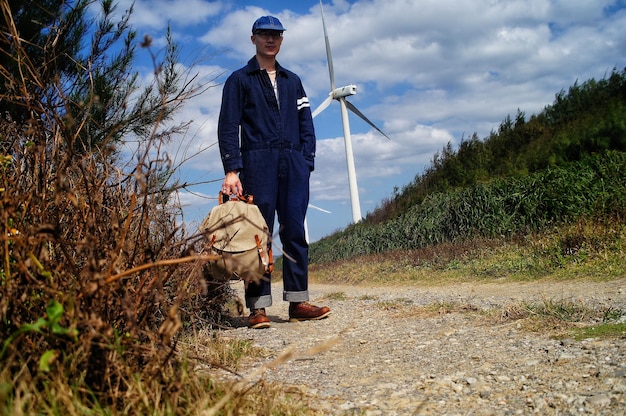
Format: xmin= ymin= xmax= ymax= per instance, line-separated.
xmin=312 ymin=0 xmax=390 ymax=224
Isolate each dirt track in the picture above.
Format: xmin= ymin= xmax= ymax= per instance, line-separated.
xmin=216 ymin=279 xmax=626 ymax=415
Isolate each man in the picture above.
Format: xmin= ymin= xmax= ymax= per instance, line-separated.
xmin=218 ymin=16 xmax=331 ymax=329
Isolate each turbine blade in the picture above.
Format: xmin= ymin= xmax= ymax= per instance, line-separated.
xmin=345 ymin=99 xmax=391 ymax=140
xmin=319 ymin=1 xmax=335 ymax=90
xmin=312 ymin=95 xmax=333 ymax=118
xmin=308 ymin=203 xmax=332 ymax=214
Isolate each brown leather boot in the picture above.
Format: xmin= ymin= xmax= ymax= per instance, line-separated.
xmin=288 ymin=302 xmax=331 ymax=322
xmin=248 ymin=308 xmax=271 ymax=329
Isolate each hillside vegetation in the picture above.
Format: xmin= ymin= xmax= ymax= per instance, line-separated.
xmin=309 ymin=68 xmax=626 ymax=265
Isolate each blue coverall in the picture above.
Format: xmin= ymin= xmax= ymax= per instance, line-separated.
xmin=217 ymin=56 xmax=316 ymax=309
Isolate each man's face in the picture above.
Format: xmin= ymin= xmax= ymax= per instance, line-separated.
xmin=251 ymin=30 xmax=283 ymax=58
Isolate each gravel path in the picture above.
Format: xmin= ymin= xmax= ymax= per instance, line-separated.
xmin=217 ymin=279 xmax=626 ymax=415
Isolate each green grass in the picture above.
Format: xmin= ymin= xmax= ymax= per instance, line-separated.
xmin=309 ymin=152 xmax=626 ymax=265
xmin=571 ymin=322 xmax=626 ymax=340
xmin=310 ymin=219 xmax=626 ymax=286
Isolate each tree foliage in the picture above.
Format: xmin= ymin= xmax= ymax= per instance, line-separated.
xmin=366 ymin=68 xmax=626 ymax=225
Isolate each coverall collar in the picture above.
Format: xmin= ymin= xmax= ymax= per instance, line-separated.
xmin=245 ymin=56 xmax=288 ymax=78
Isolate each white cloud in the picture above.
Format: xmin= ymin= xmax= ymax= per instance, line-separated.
xmin=115 ymin=0 xmax=223 ymax=29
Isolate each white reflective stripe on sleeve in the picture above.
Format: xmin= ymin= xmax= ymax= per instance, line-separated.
xmin=297 ymin=96 xmax=310 ymax=111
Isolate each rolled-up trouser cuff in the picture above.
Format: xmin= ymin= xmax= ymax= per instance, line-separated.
xmin=246 ymin=294 xmax=272 ymax=310
xmin=283 ymin=290 xmax=309 ymax=303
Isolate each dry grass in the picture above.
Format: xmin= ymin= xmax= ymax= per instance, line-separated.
xmin=0 ymin=326 xmax=326 ymax=415
xmin=173 ymin=331 xmax=341 ymax=416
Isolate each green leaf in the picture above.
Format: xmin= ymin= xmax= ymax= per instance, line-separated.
xmin=22 ymin=317 xmax=47 ymax=333
xmin=46 ymin=300 xmax=64 ymax=325
xmin=51 ymin=322 xmax=79 ymax=340
xmin=39 ymin=350 xmax=59 ymax=372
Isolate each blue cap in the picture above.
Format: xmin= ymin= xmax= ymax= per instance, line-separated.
xmin=252 ymin=16 xmax=286 ymax=33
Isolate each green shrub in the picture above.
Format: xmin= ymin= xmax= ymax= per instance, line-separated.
xmin=310 ymin=151 xmax=626 ymax=263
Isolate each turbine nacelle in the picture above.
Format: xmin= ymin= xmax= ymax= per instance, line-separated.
xmin=332 ymin=85 xmax=357 ymax=99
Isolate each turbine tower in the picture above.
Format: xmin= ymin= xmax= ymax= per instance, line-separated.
xmin=312 ymin=0 xmax=390 ymax=224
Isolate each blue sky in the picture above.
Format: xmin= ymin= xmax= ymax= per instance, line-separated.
xmin=113 ymin=0 xmax=626 ymax=242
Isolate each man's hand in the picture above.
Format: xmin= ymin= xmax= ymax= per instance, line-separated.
xmin=222 ymin=171 xmax=242 ymax=195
